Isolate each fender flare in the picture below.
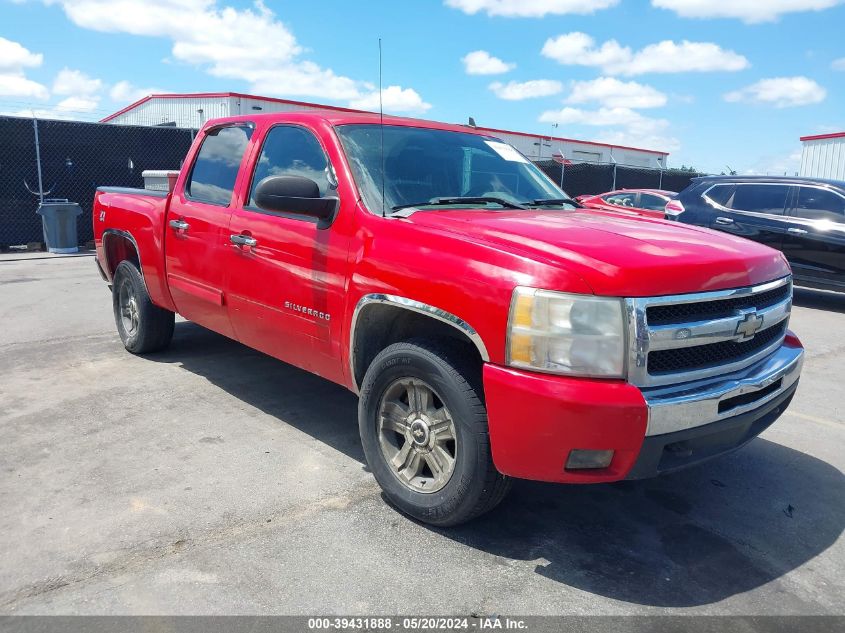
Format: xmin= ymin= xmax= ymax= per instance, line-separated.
xmin=101 ymin=229 xmax=148 ymax=292
xmin=348 ymin=293 xmax=490 ymax=391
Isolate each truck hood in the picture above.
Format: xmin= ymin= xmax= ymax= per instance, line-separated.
xmin=406 ymin=208 xmax=790 ymax=296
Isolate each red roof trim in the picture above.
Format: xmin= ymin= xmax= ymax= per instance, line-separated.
xmin=100 ymin=92 xmax=669 ymax=155
xmin=100 ymin=91 xmax=371 ymax=122
xmin=100 ymin=94 xmax=154 ymax=122
xmin=800 ymin=131 xmax=845 ymax=142
xmin=474 ymin=125 xmax=669 ymax=156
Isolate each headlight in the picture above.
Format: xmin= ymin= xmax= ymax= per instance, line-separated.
xmin=507 ymin=287 xmax=626 ymax=378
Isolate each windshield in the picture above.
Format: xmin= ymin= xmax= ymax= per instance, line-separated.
xmin=335 ymin=124 xmax=572 ymax=213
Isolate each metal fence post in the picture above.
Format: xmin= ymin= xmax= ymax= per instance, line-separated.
xmin=32 ymin=116 xmax=44 ymax=205
xmin=612 ymin=163 xmax=617 ymax=190
xmin=658 ymin=167 xmax=663 ymax=190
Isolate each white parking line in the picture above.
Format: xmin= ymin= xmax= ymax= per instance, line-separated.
xmin=785 ymin=410 xmax=843 ymax=429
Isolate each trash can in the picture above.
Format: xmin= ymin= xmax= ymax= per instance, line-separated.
xmin=37 ymin=200 xmax=83 ymax=254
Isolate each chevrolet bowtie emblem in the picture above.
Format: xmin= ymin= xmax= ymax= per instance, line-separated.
xmin=735 ymin=312 xmax=764 ymax=339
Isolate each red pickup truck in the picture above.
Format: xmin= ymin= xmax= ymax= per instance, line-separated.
xmin=94 ymin=112 xmax=804 ymax=526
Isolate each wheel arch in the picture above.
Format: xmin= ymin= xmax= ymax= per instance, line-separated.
xmin=349 ymin=294 xmax=490 ymax=393
xmin=102 ymin=229 xmax=142 ymax=282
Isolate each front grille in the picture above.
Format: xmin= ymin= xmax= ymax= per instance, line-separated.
xmin=646 ymin=282 xmax=790 ymax=326
xmin=648 ymin=322 xmax=787 ymax=375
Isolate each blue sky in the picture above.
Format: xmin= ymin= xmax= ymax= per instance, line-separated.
xmin=1 ymin=0 xmax=844 ymax=174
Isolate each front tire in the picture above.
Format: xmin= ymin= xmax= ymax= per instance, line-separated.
xmin=112 ymin=260 xmax=174 ymax=354
xmin=358 ymin=340 xmax=511 ymax=526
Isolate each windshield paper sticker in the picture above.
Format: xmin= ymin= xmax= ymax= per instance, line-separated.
xmin=484 ymin=141 xmax=530 ymax=164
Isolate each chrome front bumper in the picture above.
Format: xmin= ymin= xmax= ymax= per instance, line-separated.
xmin=643 ymin=344 xmax=804 ymax=437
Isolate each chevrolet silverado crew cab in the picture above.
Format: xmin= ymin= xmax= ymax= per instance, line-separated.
xmin=94 ymin=112 xmax=804 ymax=526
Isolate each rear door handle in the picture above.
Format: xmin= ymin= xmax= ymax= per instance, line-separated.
xmin=230 ymin=234 xmax=258 ymax=247
xmin=714 ymin=216 xmax=734 ymax=225
xmin=169 ymin=219 xmax=189 ymax=231
xmin=787 ymin=227 xmax=808 ymax=235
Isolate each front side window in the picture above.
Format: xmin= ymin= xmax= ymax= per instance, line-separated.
xmin=186 ymin=125 xmax=253 ymax=205
xmin=729 ymin=184 xmax=789 ymax=215
xmin=639 ymin=193 xmax=668 ymax=211
xmin=794 ymin=186 xmax=845 ymax=222
xmin=336 ymin=124 xmax=567 ymax=213
xmin=249 ymin=125 xmax=333 ymax=208
xmin=703 ymin=183 xmax=736 ymax=207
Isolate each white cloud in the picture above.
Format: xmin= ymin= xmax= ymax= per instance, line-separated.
xmin=462 ymin=50 xmax=515 ymax=75
xmin=541 ymin=33 xmax=629 ymax=71
xmin=0 ymin=36 xmax=43 ymax=72
xmin=445 ymin=0 xmax=618 ymax=17
xmin=724 ymin=76 xmax=826 ymax=108
xmin=55 ymin=96 xmax=100 ymax=112
xmin=0 ymin=37 xmax=49 ymax=99
xmin=741 ymin=149 xmax=803 ymax=176
xmin=539 ymin=106 xmax=643 ymax=127
xmin=1 ymin=97 xmax=101 ymax=120
xmin=541 ymin=32 xmax=749 ymax=75
xmin=46 ymin=1 xmax=430 ymax=106
xmin=832 ymin=57 xmax=845 ymax=71
xmin=538 ymin=106 xmax=680 ymax=152
xmin=110 ymin=80 xmax=166 ymax=103
xmin=348 ymin=86 xmax=432 ymax=114
xmin=489 ymin=79 xmax=562 ymax=100
xmin=0 ymin=75 xmax=49 ymax=100
xmin=565 ymin=77 xmax=667 ymax=109
xmin=652 ymin=0 xmax=843 ymax=23
xmin=53 ymin=68 xmax=102 ymax=96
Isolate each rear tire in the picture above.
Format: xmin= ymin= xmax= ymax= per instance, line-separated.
xmin=358 ymin=339 xmax=511 ymax=526
xmin=112 ymin=260 xmax=174 ymax=354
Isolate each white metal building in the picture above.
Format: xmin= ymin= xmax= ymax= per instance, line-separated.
xmin=101 ymin=92 xmax=669 ymax=167
xmin=800 ymin=132 xmax=845 ymax=181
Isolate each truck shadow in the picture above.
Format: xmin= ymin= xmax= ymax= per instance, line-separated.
xmin=150 ymin=320 xmax=364 ymax=463
xmin=432 ymin=441 xmax=844 ymax=607
xmin=153 ymin=321 xmax=843 ymax=609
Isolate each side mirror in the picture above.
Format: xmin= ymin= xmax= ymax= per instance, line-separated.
xmin=253 ymin=175 xmax=338 ymax=226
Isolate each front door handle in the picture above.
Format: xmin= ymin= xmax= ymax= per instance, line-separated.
xmin=169 ymin=219 xmax=189 ymax=231
xmin=714 ymin=216 xmax=734 ymax=225
xmin=230 ymin=234 xmax=258 ymax=247
xmin=787 ymin=227 xmax=808 ymax=235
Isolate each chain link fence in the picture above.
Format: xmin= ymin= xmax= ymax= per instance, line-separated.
xmin=1 ymin=115 xmax=710 ymax=249
xmin=533 ymin=159 xmax=707 ymax=198
xmin=0 ymin=115 xmax=194 ymax=249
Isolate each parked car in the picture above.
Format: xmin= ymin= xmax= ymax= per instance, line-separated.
xmin=93 ymin=112 xmax=803 ymax=526
xmin=667 ymin=176 xmax=845 ymax=293
xmin=576 ymin=188 xmax=677 ymax=217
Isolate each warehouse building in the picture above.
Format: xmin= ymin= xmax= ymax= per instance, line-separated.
xmin=799 ymin=132 xmax=845 ymax=181
xmin=101 ymin=92 xmax=669 ymax=168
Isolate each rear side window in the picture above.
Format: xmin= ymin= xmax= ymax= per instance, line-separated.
xmin=604 ymin=192 xmax=637 ymax=207
xmin=794 ymin=186 xmax=845 ymax=222
xmin=249 ymin=125 xmax=332 ymax=207
xmin=729 ymin=184 xmax=789 ymax=215
xmin=186 ymin=125 xmax=253 ymax=205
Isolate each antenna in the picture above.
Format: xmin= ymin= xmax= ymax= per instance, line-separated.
xmin=379 ymin=38 xmax=386 ymax=217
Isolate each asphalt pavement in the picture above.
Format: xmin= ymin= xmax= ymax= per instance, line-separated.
xmin=0 ymin=255 xmax=842 ymax=615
